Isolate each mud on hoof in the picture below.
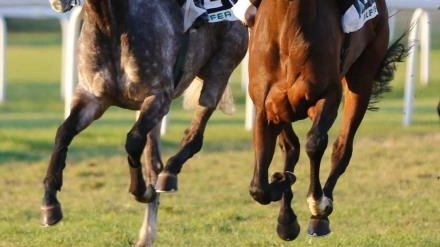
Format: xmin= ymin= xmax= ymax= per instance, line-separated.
xmin=307 ymin=216 xmax=331 ymax=237
xmin=40 ymin=203 xmax=63 ymax=227
xmin=277 ymin=217 xmax=300 ymax=241
xmin=155 ymin=172 xmax=178 ymax=192
xmin=134 ymin=184 xmax=157 ymax=203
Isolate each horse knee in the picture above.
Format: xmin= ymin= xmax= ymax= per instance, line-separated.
xmin=306 ymin=131 xmax=328 ymax=158
xmin=125 ymin=131 xmax=146 ymax=164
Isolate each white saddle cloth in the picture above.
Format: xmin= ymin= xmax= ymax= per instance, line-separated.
xmin=182 ymin=0 xmax=241 ymax=32
xmin=342 ymin=0 xmax=379 ymax=33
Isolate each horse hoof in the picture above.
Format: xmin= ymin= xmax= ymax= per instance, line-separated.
xmin=277 ymin=218 xmax=300 ymax=241
xmin=135 ymin=184 xmax=157 ymax=203
xmin=307 ymin=217 xmax=331 ymax=237
xmin=155 ymin=172 xmax=178 ymax=193
xmin=40 ymin=203 xmax=63 ymax=227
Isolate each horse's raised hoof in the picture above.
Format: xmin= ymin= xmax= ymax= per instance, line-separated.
xmin=40 ymin=203 xmax=63 ymax=227
xmin=155 ymin=172 xmax=178 ymax=193
xmin=307 ymin=216 xmax=331 ymax=237
xmin=277 ymin=218 xmax=300 ymax=241
xmin=135 ymin=184 xmax=157 ymax=203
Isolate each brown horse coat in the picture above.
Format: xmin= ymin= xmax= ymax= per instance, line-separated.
xmin=246 ymin=0 xmax=406 ymax=240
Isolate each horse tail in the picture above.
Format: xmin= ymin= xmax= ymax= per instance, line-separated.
xmin=183 ymin=78 xmax=236 ymax=115
xmin=369 ymin=33 xmax=409 ymax=111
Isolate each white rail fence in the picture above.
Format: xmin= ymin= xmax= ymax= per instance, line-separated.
xmin=0 ymin=0 xmax=439 ymax=127
xmin=0 ymin=0 xmax=68 ymax=103
xmin=387 ymin=0 xmax=439 ymax=126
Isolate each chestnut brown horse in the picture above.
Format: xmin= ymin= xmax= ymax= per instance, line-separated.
xmin=246 ymin=0 xmax=406 ymax=240
xmin=41 ymin=0 xmax=248 ymax=231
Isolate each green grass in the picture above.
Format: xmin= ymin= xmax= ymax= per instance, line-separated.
xmin=0 ymin=16 xmax=439 ymax=247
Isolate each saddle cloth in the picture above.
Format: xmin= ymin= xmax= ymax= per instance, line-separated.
xmin=341 ymin=0 xmax=379 ymax=33
xmin=182 ymin=0 xmax=378 ymax=33
xmin=182 ymin=0 xmax=239 ymax=31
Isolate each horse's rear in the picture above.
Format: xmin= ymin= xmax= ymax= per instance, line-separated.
xmin=248 ymin=0 xmax=406 ymax=240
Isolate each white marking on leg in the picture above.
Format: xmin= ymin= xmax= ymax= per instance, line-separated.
xmin=307 ymin=195 xmax=333 ymax=216
xmin=137 ymin=195 xmax=160 ymax=247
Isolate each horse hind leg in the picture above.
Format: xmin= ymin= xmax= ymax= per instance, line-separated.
xmin=41 ymin=90 xmax=108 ymax=226
xmin=155 ymin=105 xmax=215 ymax=192
xmin=156 ymin=32 xmax=247 ymax=192
xmin=125 ymin=93 xmax=170 ymax=202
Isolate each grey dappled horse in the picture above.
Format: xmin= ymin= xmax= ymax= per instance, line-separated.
xmin=41 ymin=3 xmax=247 ymax=246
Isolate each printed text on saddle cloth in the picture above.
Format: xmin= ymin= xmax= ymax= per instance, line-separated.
xmin=182 ymin=0 xmax=241 ymax=31
xmin=342 ymin=0 xmax=379 ymax=33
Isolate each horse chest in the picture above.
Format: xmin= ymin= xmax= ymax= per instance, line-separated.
xmin=264 ymin=80 xmax=313 ymax=123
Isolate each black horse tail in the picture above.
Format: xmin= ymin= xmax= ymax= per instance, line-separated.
xmin=369 ymin=33 xmax=409 ymax=111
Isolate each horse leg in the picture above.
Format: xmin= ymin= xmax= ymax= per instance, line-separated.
xmin=249 ymin=111 xmax=295 ymax=205
xmin=276 ymin=124 xmax=301 ymax=240
xmin=156 ymin=105 xmax=215 ymax=192
xmin=41 ymin=89 xmax=108 ymax=226
xmin=156 ymin=26 xmax=247 ymax=191
xmin=136 ymin=195 xmax=160 ymax=247
xmin=136 ymin=123 xmax=163 ymax=247
xmin=126 ymin=93 xmax=170 ymax=202
xmin=321 ymin=34 xmax=389 ymax=232
xmin=305 ymin=90 xmax=341 ymax=236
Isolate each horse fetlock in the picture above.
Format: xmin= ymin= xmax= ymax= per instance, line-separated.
xmin=134 ymin=184 xmax=157 ymax=203
xmin=44 ymin=175 xmax=62 ymax=192
xmin=307 ymin=195 xmax=333 ymax=217
xmin=249 ymin=186 xmax=271 ymax=205
xmin=284 ymin=171 xmax=297 ymax=185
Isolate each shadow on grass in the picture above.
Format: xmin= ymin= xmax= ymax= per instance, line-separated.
xmin=0 ymin=134 xmax=251 ymax=166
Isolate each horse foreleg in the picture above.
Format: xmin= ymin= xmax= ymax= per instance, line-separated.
xmin=305 ymin=91 xmax=340 ymax=236
xmin=277 ymin=187 xmax=300 ymax=241
xmin=41 ymin=91 xmax=107 ymax=226
xmin=135 ymin=194 xmax=160 ymax=247
xmin=249 ymin=110 xmax=282 ymax=205
xmin=156 ymin=106 xmax=214 ymax=192
xmin=135 ymin=123 xmax=164 ymax=246
xmin=275 ymin=124 xmax=301 ymax=240
xmin=126 ymin=94 xmax=170 ymax=202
